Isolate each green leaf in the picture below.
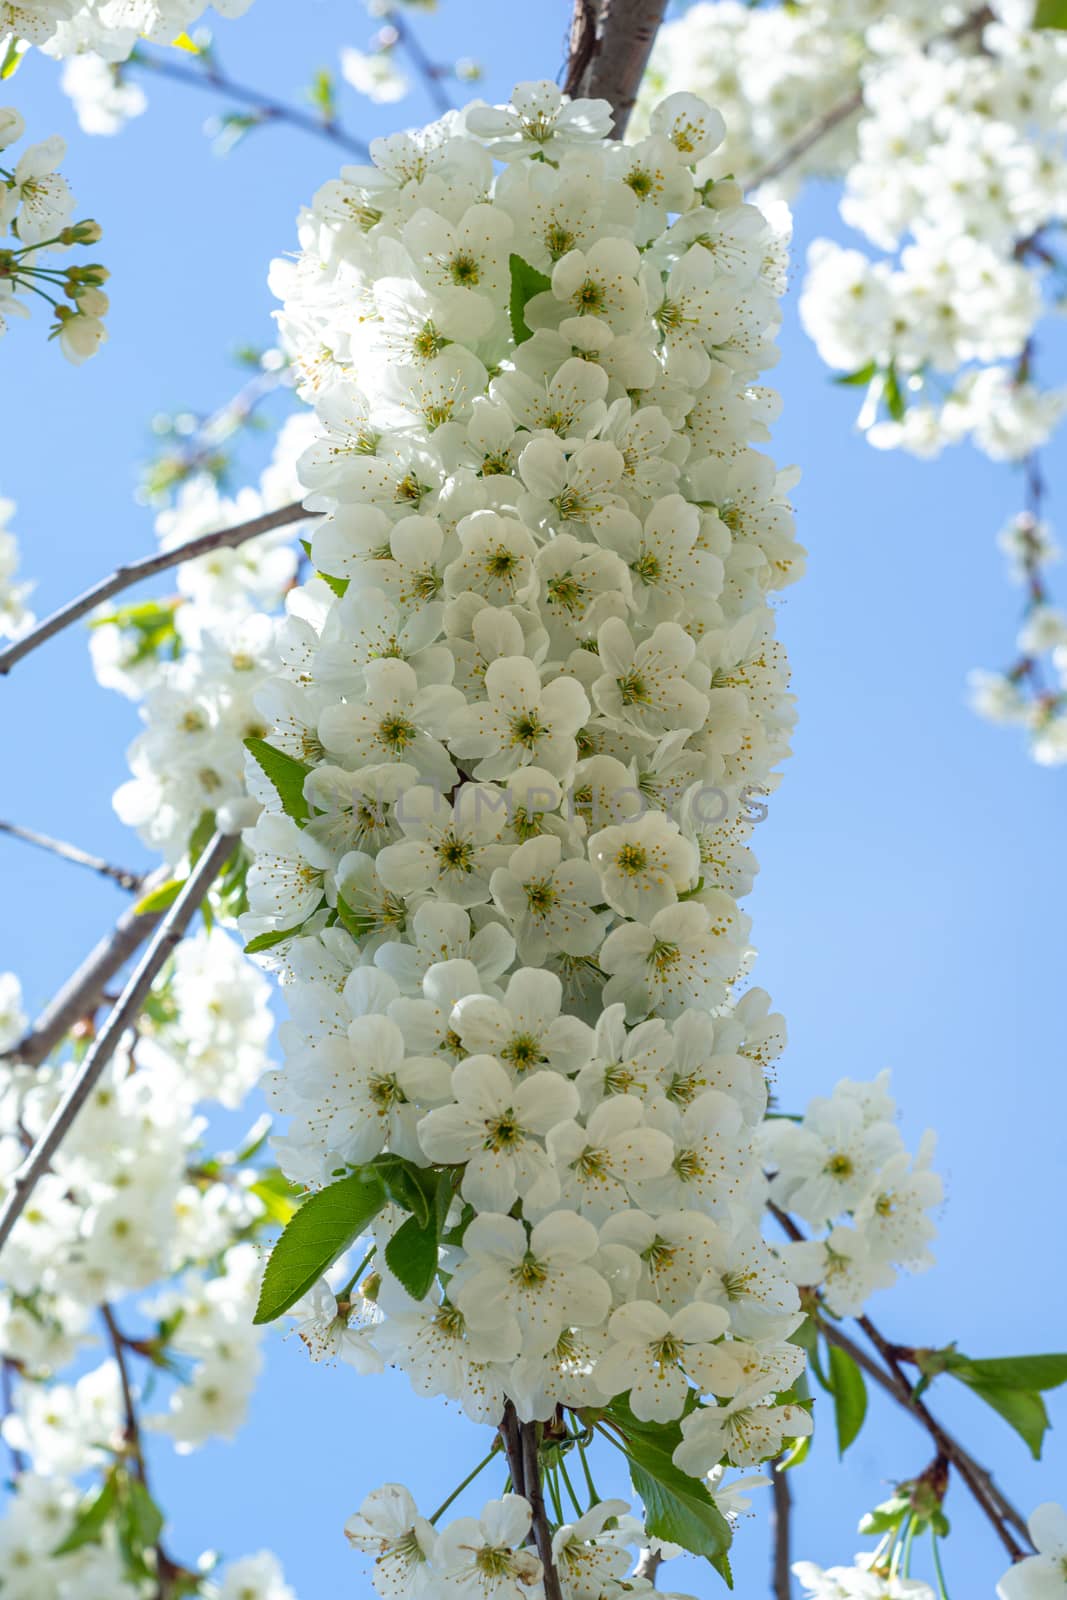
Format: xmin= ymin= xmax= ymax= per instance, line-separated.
xmin=53 ymin=1475 xmax=119 ymax=1555
xmin=1035 ymin=0 xmax=1067 ymax=26
xmin=883 ymin=363 xmax=907 ymax=423
xmin=947 ymin=1353 xmax=1067 ymax=1392
xmin=833 ymin=360 xmax=878 ymax=386
xmin=509 ymin=253 xmax=552 ymax=347
xmin=122 ymin=1479 xmax=164 ymax=1555
xmin=827 ymin=1343 xmax=868 ymax=1456
xmin=962 ymin=1383 xmax=1048 ymax=1459
xmin=250 ymin=1167 xmax=302 ymax=1226
xmin=244 ymin=736 xmax=311 ymax=823
xmin=243 ymin=922 xmax=309 ymax=955
xmin=134 ymin=878 xmax=184 ymax=916
xmin=253 ymin=1169 xmax=386 ymax=1324
xmin=626 ymin=1434 xmax=733 ymax=1581
xmin=372 ymin=1154 xmax=443 ymax=1228
xmin=384 ymin=1213 xmax=440 ymax=1300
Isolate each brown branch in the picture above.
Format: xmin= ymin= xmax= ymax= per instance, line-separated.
xmin=767 ymin=1204 xmax=1030 ymax=1562
xmin=3 ymin=864 xmax=174 ymax=1069
xmin=562 ymin=0 xmax=670 ymax=139
xmin=0 ymin=499 xmax=314 ymax=677
xmin=0 ymin=832 xmax=235 ymax=1253
xmin=743 ymin=6 xmax=994 ymax=190
xmin=771 ymin=1461 xmax=793 ymax=1600
xmin=520 ymin=1419 xmax=564 ymax=1600
xmin=101 ymin=1303 xmax=148 ymax=1486
xmin=0 ymin=818 xmax=144 ymax=893
xmin=499 ymin=1400 xmax=526 ymax=1497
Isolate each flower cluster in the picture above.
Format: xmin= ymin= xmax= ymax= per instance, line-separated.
xmin=105 ymin=416 xmax=310 ymax=864
xmin=794 ymin=1556 xmax=935 ymax=1599
xmin=761 ymin=1071 xmax=942 ymax=1317
xmin=237 ymin=79 xmax=813 ymax=1578
xmin=345 ymin=1483 xmax=749 ymax=1600
xmin=0 ymin=939 xmax=298 ymax=1596
xmin=1 ymin=108 xmax=107 ymax=359
xmin=0 ymin=490 xmax=34 ymax=640
xmin=1 ymin=0 xmax=253 ymax=58
xmin=640 ymin=2 xmax=1067 ymax=761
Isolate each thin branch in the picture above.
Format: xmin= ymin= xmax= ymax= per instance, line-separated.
xmin=771 ymin=1461 xmax=793 ymax=1600
xmin=3 ymin=864 xmax=174 ymax=1069
xmin=0 ymin=818 xmax=144 ymax=893
xmin=0 ymin=499 xmax=313 ymax=677
xmin=1 ymin=1360 xmax=26 ymax=1477
xmin=520 ymin=1419 xmax=564 ymax=1600
xmin=767 ymin=1204 xmax=1030 ymax=1562
xmin=128 ymin=45 xmax=370 ymax=159
xmin=499 ymin=1400 xmax=526 ymax=1498
xmin=385 ymin=7 xmax=454 ymax=117
xmin=563 ymin=0 xmax=671 ymax=139
xmin=0 ymin=832 xmax=235 ymax=1254
xmin=101 ymin=1303 xmax=148 ymax=1486
xmin=743 ymin=6 xmax=994 ymax=190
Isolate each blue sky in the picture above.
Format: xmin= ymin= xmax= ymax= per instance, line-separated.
xmin=3 ymin=2 xmax=1065 ymax=1595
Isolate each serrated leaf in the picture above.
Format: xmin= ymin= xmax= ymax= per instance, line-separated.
xmin=253 ymin=1169 xmax=386 ymax=1324
xmin=948 ymin=1353 xmax=1067 ymax=1392
xmin=509 ymin=253 xmax=552 ymax=347
xmin=244 ymin=736 xmax=311 ymax=822
xmin=963 ymin=1383 xmax=1048 ymax=1459
xmin=1035 ymin=0 xmax=1067 ymax=26
xmin=626 ymin=1435 xmax=732 ymax=1580
xmin=827 ymin=1343 xmax=867 ymax=1456
xmin=53 ymin=1475 xmax=119 ymax=1555
xmin=384 ymin=1213 xmax=440 ymax=1300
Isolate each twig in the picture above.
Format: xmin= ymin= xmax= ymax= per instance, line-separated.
xmin=101 ymin=1303 xmax=148 ymax=1486
xmin=3 ymin=864 xmax=174 ymax=1069
xmin=771 ymin=1460 xmax=793 ymax=1600
xmin=562 ymin=0 xmax=671 ymax=139
xmin=0 ymin=500 xmax=313 ymax=677
xmin=499 ymin=1401 xmax=527 ymax=1497
xmin=767 ymin=1204 xmax=1030 ymax=1562
xmin=520 ymin=1419 xmax=564 ymax=1600
xmin=0 ymin=833 xmax=235 ymax=1253
xmin=743 ymin=6 xmax=994 ymax=190
xmin=385 ymin=7 xmax=453 ymax=117
xmin=128 ymin=45 xmax=370 ymax=159
xmin=0 ymin=819 xmax=144 ymax=893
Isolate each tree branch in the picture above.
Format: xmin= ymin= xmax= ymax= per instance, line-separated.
xmin=101 ymin=1303 xmax=148 ymax=1486
xmin=0 ymin=499 xmax=314 ymax=677
xmin=128 ymin=45 xmax=370 ymax=159
xmin=0 ymin=832 xmax=235 ymax=1254
xmin=767 ymin=1204 xmax=1031 ymax=1562
xmin=520 ymin=1419 xmax=564 ymax=1600
xmin=2 ymin=864 xmax=174 ymax=1069
xmin=0 ymin=818 xmax=144 ymax=893
xmin=562 ymin=0 xmax=670 ymax=139
xmin=385 ymin=6 xmax=454 ymax=117
xmin=771 ymin=1461 xmax=793 ymax=1600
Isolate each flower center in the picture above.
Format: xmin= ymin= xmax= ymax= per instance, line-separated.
xmin=378 ymin=714 xmax=417 ymax=753
xmin=614 ymin=843 xmax=648 ymax=876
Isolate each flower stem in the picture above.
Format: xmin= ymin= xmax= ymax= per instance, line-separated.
xmin=428 ymin=1443 xmax=500 ymax=1525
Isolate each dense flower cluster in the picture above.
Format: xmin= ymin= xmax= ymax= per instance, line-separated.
xmin=237 ymin=80 xmax=817 ymax=1582
xmin=106 ymin=416 xmax=310 ymax=864
xmin=640 ymin=2 xmax=1067 ymax=760
xmin=1 ymin=0 xmax=253 ymax=57
xmin=0 ymin=947 xmax=299 ymax=1597
xmin=0 ymin=490 xmax=34 ymax=639
xmin=762 ymin=1071 xmax=942 ymax=1317
xmin=1 ymin=108 xmax=107 ymax=359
